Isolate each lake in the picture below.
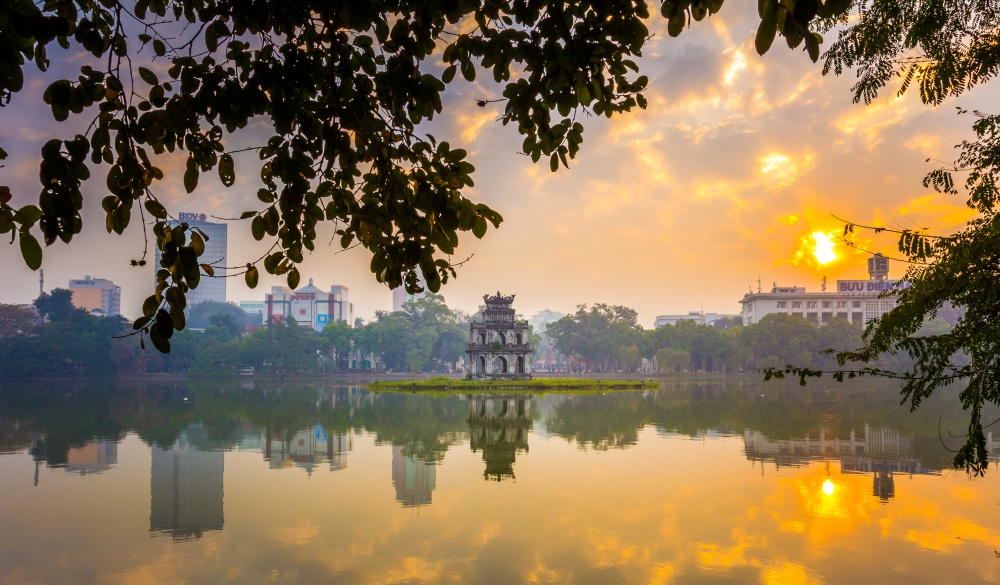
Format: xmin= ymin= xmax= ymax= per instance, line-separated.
xmin=1 ymin=378 xmax=998 ymax=584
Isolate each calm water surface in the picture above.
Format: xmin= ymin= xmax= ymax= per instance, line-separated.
xmin=1 ymin=379 xmax=998 ymax=584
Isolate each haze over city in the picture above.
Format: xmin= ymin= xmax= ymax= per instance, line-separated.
xmin=0 ymin=2 xmax=991 ymax=325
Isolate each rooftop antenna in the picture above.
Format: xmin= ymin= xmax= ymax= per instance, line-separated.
xmin=38 ymin=269 xmax=44 ymax=298
xmin=821 ymin=275 xmax=827 ymax=292
xmin=757 ymin=276 xmax=761 ymax=294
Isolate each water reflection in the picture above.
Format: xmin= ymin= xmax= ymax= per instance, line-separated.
xmin=65 ymin=439 xmax=117 ymax=475
xmin=468 ymin=395 xmax=531 ymax=481
xmin=2 ymin=379 xmax=999 ymax=584
xmin=264 ymin=425 xmax=353 ymax=473
xmin=391 ymin=446 xmax=436 ymax=506
xmin=744 ymin=425 xmax=942 ymax=502
xmin=150 ymin=425 xmax=224 ymax=540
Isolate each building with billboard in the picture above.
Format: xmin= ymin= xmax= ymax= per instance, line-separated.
xmin=264 ymin=280 xmax=354 ymax=331
xmin=739 ymin=253 xmax=909 ymax=326
xmin=153 ymin=213 xmax=228 ymax=306
xmin=68 ymin=277 xmax=121 ymax=316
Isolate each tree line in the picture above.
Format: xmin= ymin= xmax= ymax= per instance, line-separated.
xmin=0 ymin=291 xmax=479 ymax=377
xmin=546 ymin=303 xmax=952 ymax=375
xmin=0 ymin=290 xmax=952 ymax=378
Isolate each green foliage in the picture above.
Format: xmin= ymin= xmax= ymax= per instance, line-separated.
xmin=547 ymin=304 xmax=642 ymax=371
xmin=0 ymin=0 xmax=670 ymax=348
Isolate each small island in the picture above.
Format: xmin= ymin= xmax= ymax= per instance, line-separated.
xmin=368 ymin=377 xmax=658 ymax=392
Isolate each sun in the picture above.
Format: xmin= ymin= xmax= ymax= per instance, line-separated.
xmin=811 ymin=231 xmax=838 ymax=264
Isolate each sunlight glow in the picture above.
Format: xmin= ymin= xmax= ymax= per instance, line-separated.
xmin=811 ymin=232 xmax=838 ymax=265
xmin=822 ymin=479 xmax=835 ymax=496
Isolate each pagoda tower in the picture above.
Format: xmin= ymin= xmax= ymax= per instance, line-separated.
xmin=466 ymin=292 xmax=532 ymax=380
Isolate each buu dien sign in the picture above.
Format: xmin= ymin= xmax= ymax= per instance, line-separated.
xmin=836 ymin=280 xmax=911 ymax=293
xmin=178 ymin=212 xmax=208 ymax=222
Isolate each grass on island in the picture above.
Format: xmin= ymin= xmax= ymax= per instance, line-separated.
xmin=368 ymin=377 xmax=658 ymax=393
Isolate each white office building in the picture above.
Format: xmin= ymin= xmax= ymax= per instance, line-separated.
xmin=654 ymin=311 xmax=730 ymax=328
xmin=265 ymin=280 xmax=354 ymax=331
xmin=740 ymin=253 xmax=909 ymax=326
xmin=153 ymin=213 xmax=227 ymax=306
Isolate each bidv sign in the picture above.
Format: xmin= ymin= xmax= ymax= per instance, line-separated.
xmin=836 ymin=280 xmax=911 ymax=293
xmin=178 ymin=212 xmax=208 ymax=222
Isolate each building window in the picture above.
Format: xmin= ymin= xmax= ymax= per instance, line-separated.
xmin=852 ymin=301 xmax=862 ymax=308
xmin=837 ymin=301 xmax=847 ymax=308
xmin=777 ymin=302 xmax=787 ymax=309
xmin=822 ymin=301 xmax=832 ymax=308
xmin=792 ymin=302 xmax=802 ymax=309
xmin=807 ymin=301 xmax=817 ymax=309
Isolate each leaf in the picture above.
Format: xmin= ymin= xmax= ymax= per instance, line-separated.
xmin=442 ymin=64 xmax=457 ymax=84
xmin=183 ymin=158 xmax=199 ymax=193
xmin=218 ymin=153 xmax=235 ymax=187
xmin=18 ymin=231 xmax=42 ymax=270
xmin=138 ymin=67 xmax=158 ymax=85
xmin=155 ymin=308 xmax=174 ymax=339
xmin=251 ymin=216 xmax=265 ymax=241
xmin=12 ymin=205 xmax=42 ymax=225
xmin=200 ymin=263 xmax=215 ymax=277
xmin=142 ymin=294 xmax=160 ymax=317
xmin=245 ymin=264 xmax=259 ymax=288
xmin=287 ymin=267 xmax=300 ymax=290
xmin=472 ymin=216 xmax=487 ymax=239
xmin=148 ymin=324 xmax=171 ymax=353
xmin=144 ymin=199 xmax=167 ymax=219
xmin=190 ymin=230 xmax=205 ymax=255
xmin=755 ymin=10 xmax=778 ymax=55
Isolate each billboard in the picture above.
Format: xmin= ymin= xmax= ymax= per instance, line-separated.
xmin=836 ymin=280 xmax=911 ymax=293
xmin=317 ymin=314 xmax=328 ymax=330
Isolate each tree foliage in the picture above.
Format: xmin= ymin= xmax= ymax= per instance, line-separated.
xmin=0 ymin=0 xmax=671 ymax=350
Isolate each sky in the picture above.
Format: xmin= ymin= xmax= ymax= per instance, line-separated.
xmin=0 ymin=4 xmax=993 ymax=326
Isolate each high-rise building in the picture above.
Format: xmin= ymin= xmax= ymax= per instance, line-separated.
xmin=150 ymin=427 xmax=224 ymax=540
xmin=68 ymin=276 xmax=121 ymax=316
xmin=153 ymin=213 xmax=228 ymax=306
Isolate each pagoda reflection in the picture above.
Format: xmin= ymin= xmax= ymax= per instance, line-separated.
xmin=467 ymin=395 xmax=531 ymax=481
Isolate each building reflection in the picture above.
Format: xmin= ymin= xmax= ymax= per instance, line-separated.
xmin=391 ymin=446 xmax=436 ymax=507
xmin=65 ymin=440 xmax=117 ymax=475
xmin=150 ymin=425 xmax=224 ymax=540
xmin=264 ymin=425 xmax=353 ymax=473
xmin=467 ymin=395 xmax=531 ymax=481
xmin=743 ymin=424 xmax=941 ymax=502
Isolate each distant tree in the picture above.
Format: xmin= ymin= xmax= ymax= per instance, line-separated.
xmin=655 ymin=348 xmax=690 ymax=374
xmin=34 ymin=289 xmax=89 ymax=324
xmin=187 ymin=301 xmax=249 ymax=331
xmin=320 ymin=320 xmax=353 ymax=371
xmin=0 ymin=304 xmax=36 ymax=338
